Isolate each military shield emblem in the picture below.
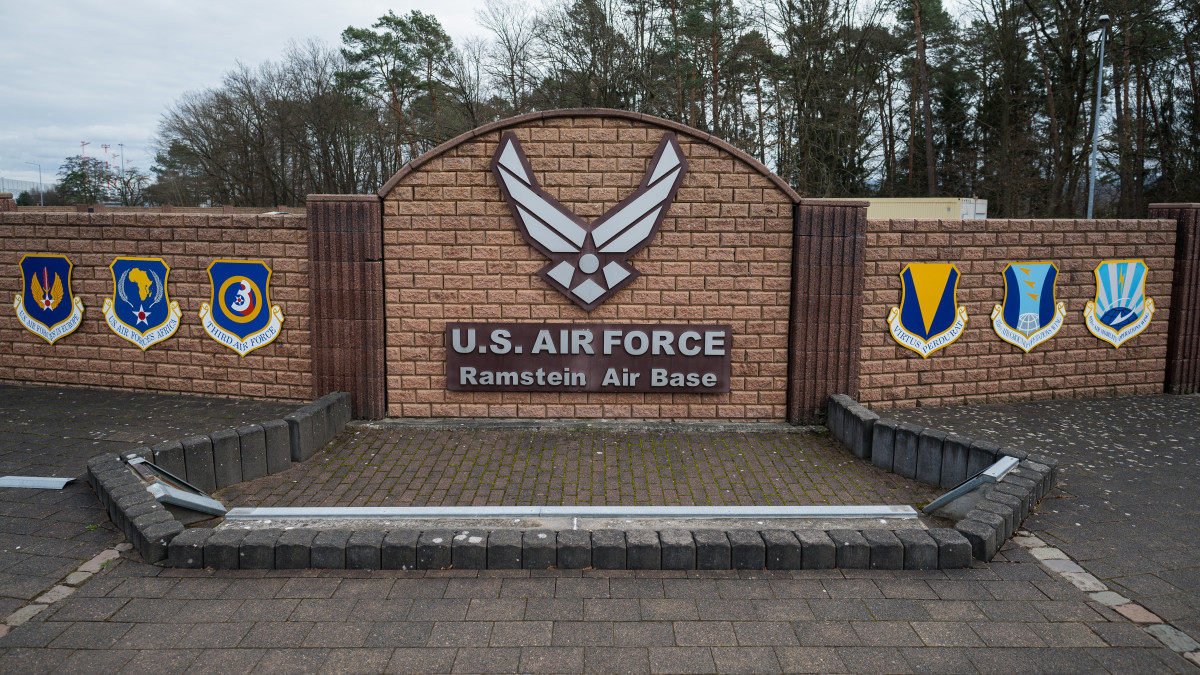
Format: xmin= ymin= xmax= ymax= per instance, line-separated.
xmin=1084 ymin=259 xmax=1154 ymax=348
xmin=199 ymin=259 xmax=284 ymax=356
xmin=14 ymin=254 xmax=84 ymax=344
xmin=887 ymin=263 xmax=968 ymax=358
xmin=990 ymin=262 xmax=1066 ymax=352
xmin=103 ymin=257 xmax=182 ymax=350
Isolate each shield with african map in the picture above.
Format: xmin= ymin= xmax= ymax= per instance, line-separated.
xmin=103 ymin=257 xmax=182 ymax=350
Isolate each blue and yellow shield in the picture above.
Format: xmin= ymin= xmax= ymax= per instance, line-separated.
xmin=199 ymin=259 xmax=284 ymax=356
xmin=14 ymin=254 xmax=84 ymax=344
xmin=990 ymin=262 xmax=1066 ymax=352
xmin=887 ymin=263 xmax=967 ymax=358
xmin=1084 ymin=259 xmax=1154 ymax=348
xmin=103 ymin=257 xmax=182 ymax=350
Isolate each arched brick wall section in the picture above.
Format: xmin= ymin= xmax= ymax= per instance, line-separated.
xmin=380 ymin=110 xmax=798 ymax=420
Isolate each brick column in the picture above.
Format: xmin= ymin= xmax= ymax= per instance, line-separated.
xmin=1149 ymin=202 xmax=1200 ymax=394
xmin=0 ymin=193 xmax=16 ymax=212
xmin=306 ymin=194 xmax=386 ymax=418
xmin=788 ymin=199 xmax=868 ymax=424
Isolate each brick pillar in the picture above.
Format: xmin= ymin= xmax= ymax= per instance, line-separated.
xmin=1149 ymin=202 xmax=1200 ymax=394
xmin=788 ymin=199 xmax=868 ymax=424
xmin=0 ymin=193 xmax=15 ymax=212
xmin=306 ymin=194 xmax=386 ymax=418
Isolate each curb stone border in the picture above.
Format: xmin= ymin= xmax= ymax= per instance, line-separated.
xmin=827 ymin=394 xmax=1058 ymax=562
xmin=91 ymin=394 xmax=978 ymax=571
xmin=86 ymin=392 xmax=352 ymax=563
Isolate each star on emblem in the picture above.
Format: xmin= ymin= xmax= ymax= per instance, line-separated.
xmin=135 ymin=305 xmax=149 ymax=325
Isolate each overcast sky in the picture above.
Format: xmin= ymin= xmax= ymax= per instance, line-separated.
xmin=0 ymin=0 xmax=484 ymax=192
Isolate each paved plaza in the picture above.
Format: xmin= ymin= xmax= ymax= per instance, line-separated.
xmin=0 ymin=384 xmax=1196 ymax=672
xmin=214 ymin=426 xmax=939 ymax=509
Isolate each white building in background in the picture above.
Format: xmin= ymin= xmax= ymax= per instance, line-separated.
xmin=865 ymin=198 xmax=988 ymax=220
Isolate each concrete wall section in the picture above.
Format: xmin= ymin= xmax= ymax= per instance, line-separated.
xmin=381 ymin=111 xmax=797 ymax=421
xmin=0 ymin=212 xmax=312 ymax=400
xmin=858 ymin=217 xmax=1176 ymax=409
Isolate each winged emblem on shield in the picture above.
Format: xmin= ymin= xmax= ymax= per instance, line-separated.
xmin=490 ymin=131 xmax=688 ymax=311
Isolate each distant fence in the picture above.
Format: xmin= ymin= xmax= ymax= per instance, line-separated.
xmin=0 ymin=178 xmax=50 ymax=196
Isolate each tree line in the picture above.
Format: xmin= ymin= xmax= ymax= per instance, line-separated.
xmin=148 ymin=0 xmax=1200 ymax=217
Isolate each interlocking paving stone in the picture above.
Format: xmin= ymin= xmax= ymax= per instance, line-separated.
xmin=213 ymin=427 xmax=940 ymax=508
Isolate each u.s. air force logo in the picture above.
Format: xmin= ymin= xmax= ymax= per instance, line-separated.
xmin=990 ymin=262 xmax=1066 ymax=352
xmin=1084 ymin=259 xmax=1154 ymax=348
xmin=103 ymin=257 xmax=182 ymax=350
xmin=199 ymin=259 xmax=284 ymax=356
xmin=491 ymin=131 xmax=688 ymax=311
xmin=14 ymin=254 xmax=84 ymax=344
xmin=887 ymin=263 xmax=968 ymax=358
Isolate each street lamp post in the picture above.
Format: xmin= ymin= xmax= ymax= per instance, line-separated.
xmin=1086 ymin=14 xmax=1111 ymax=220
xmin=24 ymin=162 xmax=43 ymax=207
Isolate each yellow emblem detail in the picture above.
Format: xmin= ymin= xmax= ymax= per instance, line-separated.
xmin=30 ymin=272 xmax=63 ymax=310
xmin=129 ymin=268 xmax=152 ymax=300
xmin=908 ymin=263 xmax=953 ymax=335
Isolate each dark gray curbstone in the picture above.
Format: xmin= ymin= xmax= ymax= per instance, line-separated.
xmin=850 ymin=405 xmax=879 ymax=460
xmin=986 ymin=491 xmax=1025 ymax=530
xmin=209 ymin=428 xmax=242 ymax=489
xmin=418 ymin=529 xmax=454 ymax=569
xmin=915 ymin=428 xmax=947 ymax=486
xmin=522 ymin=530 xmax=556 ymax=569
xmin=955 ymin=518 xmax=998 ymax=561
xmin=861 ymin=529 xmax=903 ymax=570
xmin=312 ymin=529 xmax=353 ymax=569
xmin=994 ymin=482 xmax=1031 ymax=520
xmin=762 ymin=529 xmax=802 ymax=570
xmin=693 ymin=530 xmax=730 ymax=570
xmin=167 ymin=529 xmax=211 ymax=569
xmin=967 ymin=440 xmax=1000 ymax=477
xmin=556 ymin=530 xmax=591 ymax=569
xmin=486 ymin=529 xmax=522 ymax=569
xmin=625 ymin=530 xmax=661 ymax=570
xmin=451 ymin=530 xmax=487 ymax=570
xmin=659 ymin=530 xmax=695 ymax=570
xmin=240 ymin=529 xmax=283 ymax=569
xmin=306 ymin=403 xmax=329 ymax=451
xmin=928 ymin=528 xmax=972 ymax=568
xmin=828 ymin=394 xmax=853 ymax=443
xmin=151 ymin=440 xmax=186 ymax=480
xmin=893 ymin=529 xmax=938 ymax=570
xmin=728 ymin=530 xmax=765 ymax=570
xmin=871 ymin=419 xmax=897 ymax=472
xmin=940 ymin=434 xmax=971 ymax=487
xmin=591 ymin=530 xmax=626 ymax=569
xmin=997 ymin=445 xmax=1028 ymax=461
xmin=346 ymin=530 xmax=386 ymax=570
xmin=977 ymin=500 xmax=1015 ymax=538
xmin=828 ymin=529 xmax=870 ymax=569
xmin=284 ymin=409 xmax=315 ymax=463
xmin=180 ymin=434 xmax=216 ymax=493
xmin=205 ymin=529 xmax=248 ymax=569
xmin=260 ymin=419 xmax=291 ymax=475
xmin=141 ymin=520 xmax=183 ymax=563
xmin=1017 ymin=462 xmax=1051 ymax=498
xmin=893 ymin=423 xmax=922 ymax=479
xmin=382 ymin=530 xmax=419 ymax=570
xmin=330 ymin=392 xmax=352 ymax=430
xmin=1026 ymin=452 xmax=1058 ymax=487
xmin=236 ymin=424 xmax=268 ymax=482
xmin=967 ymin=509 xmax=1007 ymax=555
xmin=796 ymin=530 xmax=836 ymax=569
xmin=276 ymin=529 xmax=318 ymax=569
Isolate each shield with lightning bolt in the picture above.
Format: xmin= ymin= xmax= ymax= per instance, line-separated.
xmin=1084 ymin=259 xmax=1154 ymax=348
xmin=15 ymin=254 xmax=84 ymax=344
xmin=104 ymin=257 xmax=182 ymax=350
xmin=490 ymin=130 xmax=688 ymax=311
xmin=990 ymin=262 xmax=1066 ymax=352
xmin=200 ymin=259 xmax=284 ymax=356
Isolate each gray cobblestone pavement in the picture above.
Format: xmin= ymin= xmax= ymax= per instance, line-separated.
xmin=0 ymin=385 xmax=1196 ymax=672
xmin=0 ymin=385 xmax=293 ymax=616
xmin=892 ymin=395 xmax=1200 ymax=647
xmin=214 ymin=427 xmax=941 ymax=509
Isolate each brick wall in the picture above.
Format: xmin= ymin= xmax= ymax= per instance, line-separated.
xmin=381 ymin=111 xmax=798 ymax=421
xmin=858 ymin=217 xmax=1176 ymax=409
xmin=0 ymin=212 xmax=312 ymax=400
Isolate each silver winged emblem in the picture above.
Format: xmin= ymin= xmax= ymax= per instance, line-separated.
xmin=490 ymin=131 xmax=688 ymax=311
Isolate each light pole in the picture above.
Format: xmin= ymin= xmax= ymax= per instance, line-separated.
xmin=24 ymin=162 xmax=43 ymax=207
xmin=1086 ymin=14 xmax=1111 ymax=220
